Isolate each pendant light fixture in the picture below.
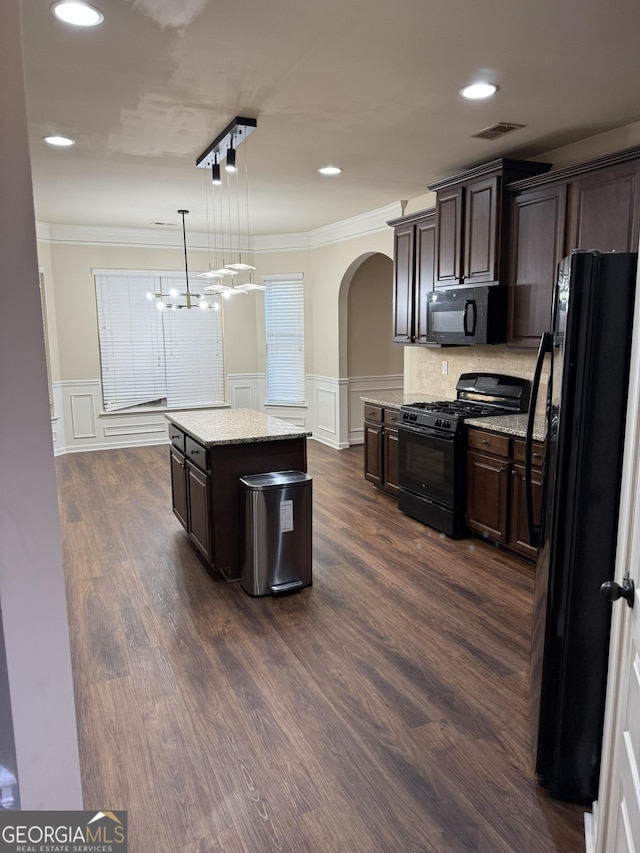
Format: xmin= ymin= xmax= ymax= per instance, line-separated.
xmin=196 ymin=116 xmax=264 ymax=294
xmin=146 ymin=210 xmax=220 ymax=310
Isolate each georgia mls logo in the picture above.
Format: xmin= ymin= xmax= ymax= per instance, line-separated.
xmin=0 ymin=809 xmax=127 ymax=852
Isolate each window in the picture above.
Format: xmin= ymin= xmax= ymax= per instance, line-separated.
xmin=264 ymin=274 xmax=305 ymax=405
xmin=94 ymin=270 xmax=225 ymax=412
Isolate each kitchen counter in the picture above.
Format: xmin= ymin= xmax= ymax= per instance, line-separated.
xmin=359 ymin=394 xmax=546 ymax=441
xmin=465 ymin=412 xmax=546 ymax=442
xmin=166 ymin=408 xmax=309 ymax=582
xmin=166 ymin=408 xmax=312 ymax=446
xmin=360 ymin=391 xmax=442 ymax=410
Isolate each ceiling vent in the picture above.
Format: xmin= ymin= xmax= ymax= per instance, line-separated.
xmin=471 ymin=122 xmax=526 ymax=141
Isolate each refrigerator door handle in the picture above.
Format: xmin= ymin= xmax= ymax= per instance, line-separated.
xmin=526 ymin=332 xmax=553 ymax=548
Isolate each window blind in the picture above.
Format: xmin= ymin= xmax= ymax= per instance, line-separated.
xmin=95 ymin=272 xmax=225 ymax=412
xmin=264 ymin=275 xmax=305 ymax=405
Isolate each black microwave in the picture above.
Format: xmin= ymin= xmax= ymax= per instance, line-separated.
xmin=425 ymin=285 xmax=508 ymax=345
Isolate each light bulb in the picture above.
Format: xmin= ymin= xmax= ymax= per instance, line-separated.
xmin=50 ymin=1 xmax=104 ymax=27
xmin=169 ymin=288 xmax=180 ymax=297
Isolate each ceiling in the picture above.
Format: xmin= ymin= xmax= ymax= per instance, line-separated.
xmin=20 ymin=0 xmax=640 ymax=237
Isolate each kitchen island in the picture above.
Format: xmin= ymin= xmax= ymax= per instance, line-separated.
xmin=166 ymin=409 xmax=311 ymax=581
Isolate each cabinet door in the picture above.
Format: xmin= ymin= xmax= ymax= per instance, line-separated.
xmin=170 ymin=447 xmax=188 ymax=531
xmin=435 ymin=187 xmax=463 ymax=286
xmin=509 ymin=463 xmax=543 ymax=561
xmin=187 ymin=462 xmax=213 ymax=563
xmin=466 ymin=451 xmax=509 ymax=543
xmin=414 ymin=215 xmax=436 ymax=342
xmin=393 ymin=222 xmax=415 ymax=342
xmin=383 ymin=426 xmax=399 ymax=497
xmin=364 ymin=422 xmax=383 ymax=485
xmin=507 ymin=184 xmax=567 ymax=347
xmin=568 ymin=161 xmax=640 ymax=253
xmin=464 ymin=176 xmax=499 ymax=284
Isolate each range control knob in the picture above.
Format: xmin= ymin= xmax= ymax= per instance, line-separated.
xmin=435 ymin=418 xmax=442 ymax=428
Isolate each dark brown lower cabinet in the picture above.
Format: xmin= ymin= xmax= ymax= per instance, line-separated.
xmin=363 ymin=404 xmax=399 ymax=498
xmin=467 ymin=450 xmax=510 ymax=543
xmin=170 ymin=446 xmax=214 ymax=564
xmin=186 ymin=461 xmax=213 ymax=563
xmin=169 ymin=426 xmax=307 ymax=581
xmin=509 ymin=463 xmax=543 ymax=560
xmin=383 ymin=420 xmax=399 ymax=496
xmin=466 ymin=428 xmax=544 ymax=562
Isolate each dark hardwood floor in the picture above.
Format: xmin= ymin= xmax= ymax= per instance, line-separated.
xmin=55 ymin=440 xmax=585 ymax=852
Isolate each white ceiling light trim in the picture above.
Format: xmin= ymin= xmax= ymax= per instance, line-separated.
xmin=460 ymin=82 xmax=498 ymax=100
xmin=50 ymin=1 xmax=104 ymax=27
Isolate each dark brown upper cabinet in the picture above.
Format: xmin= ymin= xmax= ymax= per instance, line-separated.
xmin=507 ymin=146 xmax=640 ymax=347
xmin=428 ymin=159 xmax=552 ymax=289
xmin=389 ymin=209 xmax=436 ymax=344
xmin=507 ymin=184 xmax=567 ymax=348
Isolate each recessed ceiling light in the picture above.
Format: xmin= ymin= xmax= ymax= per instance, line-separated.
xmin=43 ymin=135 xmax=76 ymax=147
xmin=460 ymin=82 xmax=498 ymax=100
xmin=318 ymin=165 xmax=342 ymax=176
xmin=50 ymin=1 xmax=104 ymax=27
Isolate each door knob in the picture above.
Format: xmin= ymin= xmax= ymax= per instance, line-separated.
xmin=600 ymin=572 xmax=635 ymax=608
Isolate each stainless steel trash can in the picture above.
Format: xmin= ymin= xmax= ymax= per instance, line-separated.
xmin=240 ymin=471 xmax=312 ymax=597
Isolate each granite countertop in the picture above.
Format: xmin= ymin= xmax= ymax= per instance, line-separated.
xmin=359 ymin=391 xmax=546 ymax=440
xmin=360 ymin=391 xmax=442 ymax=410
xmin=166 ymin=408 xmax=312 ymax=447
xmin=465 ymin=412 xmax=546 ymax=442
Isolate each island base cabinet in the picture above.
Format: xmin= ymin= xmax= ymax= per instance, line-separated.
xmin=170 ymin=447 xmax=188 ymax=530
xmin=186 ymin=462 xmax=213 ymax=564
xmin=170 ymin=447 xmax=214 ymax=565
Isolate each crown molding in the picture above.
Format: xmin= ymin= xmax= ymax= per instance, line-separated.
xmin=308 ymin=201 xmax=402 ymax=248
xmin=35 ymin=200 xmax=403 ymax=252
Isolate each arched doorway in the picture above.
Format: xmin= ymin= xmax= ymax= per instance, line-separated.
xmin=337 ymin=251 xmax=402 ymax=445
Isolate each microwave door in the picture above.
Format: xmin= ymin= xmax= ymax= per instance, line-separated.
xmin=428 ymin=296 xmax=465 ymax=342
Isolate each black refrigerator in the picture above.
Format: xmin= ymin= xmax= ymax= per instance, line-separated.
xmin=525 ymin=249 xmax=638 ymax=804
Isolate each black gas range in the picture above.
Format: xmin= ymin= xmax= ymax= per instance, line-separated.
xmin=397 ymin=373 xmax=530 ymax=538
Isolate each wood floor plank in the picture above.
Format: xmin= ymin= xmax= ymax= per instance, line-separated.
xmin=55 ymin=440 xmax=586 ymax=852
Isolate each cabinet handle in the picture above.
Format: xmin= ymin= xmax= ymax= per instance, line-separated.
xmin=533 ymin=452 xmax=541 ymax=460
xmin=405 ymin=336 xmax=412 ymax=340
xmin=482 ymin=439 xmax=488 ymax=445
xmin=190 ymin=449 xmax=200 ymax=455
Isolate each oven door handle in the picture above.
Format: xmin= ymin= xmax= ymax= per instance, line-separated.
xmin=398 ymin=423 xmax=456 ymax=441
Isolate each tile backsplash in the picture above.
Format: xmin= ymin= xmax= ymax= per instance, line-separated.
xmin=412 ymin=344 xmax=549 ymax=411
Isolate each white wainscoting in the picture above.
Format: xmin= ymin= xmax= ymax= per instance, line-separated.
xmin=226 ymin=374 xmax=261 ymax=411
xmin=347 ymin=375 xmax=404 ymax=445
xmin=52 ymin=382 xmax=65 ymax=456
xmin=306 ymin=375 xmax=350 ymax=450
xmin=52 ymin=374 xmax=381 ymax=454
xmin=57 ymin=380 xmax=171 ymax=454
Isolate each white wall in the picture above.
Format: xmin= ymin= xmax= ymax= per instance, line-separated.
xmin=0 ymin=0 xmax=82 ymax=809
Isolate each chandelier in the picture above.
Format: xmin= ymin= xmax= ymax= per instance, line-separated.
xmin=196 ymin=116 xmax=264 ymax=296
xmin=146 ymin=209 xmax=220 ymax=310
